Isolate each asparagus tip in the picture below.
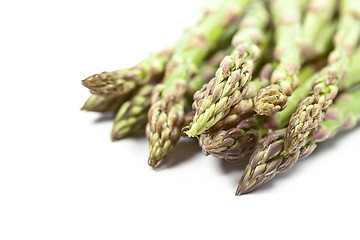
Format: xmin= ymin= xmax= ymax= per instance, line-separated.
xmin=184 ymin=130 xmax=195 ymax=138
xmin=183 ymin=125 xmax=199 ymax=138
xmin=110 ymin=134 xmax=118 ymax=142
xmin=235 ymin=185 xmax=245 ymax=196
xmin=111 ymin=128 xmax=124 ymax=142
xmin=148 ymin=157 xmax=161 ymax=168
xmin=253 ymin=85 xmax=288 ymax=116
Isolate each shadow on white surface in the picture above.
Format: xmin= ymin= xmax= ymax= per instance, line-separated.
xmin=82 ymin=107 xmax=360 ymax=195
xmin=92 ymin=112 xmax=116 ymax=123
xmin=218 ymin=154 xmax=249 ymax=174
xmin=159 ymin=137 xmax=201 ymax=169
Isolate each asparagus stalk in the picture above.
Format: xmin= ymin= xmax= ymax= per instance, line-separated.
xmin=300 ymin=0 xmax=337 ymax=60
xmin=236 ymin=129 xmax=288 ymax=195
xmin=265 ymin=48 xmax=360 ymax=129
xmin=111 ymin=84 xmax=154 ymax=140
xmin=194 ymin=65 xmax=272 ymax=161
xmin=147 ymin=0 xmax=252 ymax=167
xmin=236 ymin=58 xmax=360 ymax=194
xmin=183 ymin=1 xmax=270 ymax=137
xmin=282 ymin=0 xmax=360 ymax=156
xmin=111 ymin=59 xmax=218 ymax=140
xmin=82 ymin=48 xmax=172 ymax=97
xmin=80 ymin=49 xmax=231 ymax=115
xmin=253 ymin=0 xmax=337 ymax=116
xmin=199 ymin=116 xmax=266 ymax=161
xmin=190 ymin=50 xmax=235 ymax=114
xmin=236 ymin=52 xmax=360 ymax=194
xmin=187 ymin=48 xmax=233 ymax=97
xmin=200 ymin=64 xmax=318 ymax=161
xmin=80 ymin=94 xmax=129 ymax=112
xmin=339 ymin=48 xmax=360 ymax=90
xmin=263 ymin=66 xmax=318 ymax=129
xmin=205 ymin=63 xmax=273 ymax=133
xmin=236 ymin=86 xmax=360 ymax=195
xmin=253 ymin=0 xmax=302 ymax=116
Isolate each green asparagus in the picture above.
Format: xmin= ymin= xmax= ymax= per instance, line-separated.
xmin=237 ymin=86 xmax=360 ymax=195
xmin=80 ymin=94 xmax=129 ymax=113
xmin=82 ymin=49 xmax=172 ymax=97
xmin=253 ymin=0 xmax=302 ymax=116
xmin=184 ymin=1 xmax=270 ymax=137
xmin=282 ymin=0 xmax=360 ymax=156
xmin=147 ymin=0 xmax=252 ymax=167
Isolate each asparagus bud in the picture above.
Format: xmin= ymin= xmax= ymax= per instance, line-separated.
xmin=183 ymin=1 xmax=270 ymax=137
xmin=147 ymin=0 xmax=252 ymax=167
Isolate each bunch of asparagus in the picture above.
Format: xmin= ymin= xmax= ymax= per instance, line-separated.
xmin=81 ymin=0 xmax=360 ymax=195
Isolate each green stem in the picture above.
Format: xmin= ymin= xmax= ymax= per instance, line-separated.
xmin=184 ymin=1 xmax=270 ymax=137
xmin=300 ymin=0 xmax=336 ymax=59
xmin=147 ymin=0 xmax=252 ymax=167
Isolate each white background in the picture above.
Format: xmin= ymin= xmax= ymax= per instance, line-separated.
xmin=1 ymin=0 xmax=360 ymax=239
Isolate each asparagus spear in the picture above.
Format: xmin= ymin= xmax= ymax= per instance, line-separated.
xmin=236 ymin=48 xmax=360 ymax=194
xmin=282 ymin=0 xmax=360 ymax=156
xmin=80 ymin=50 xmax=231 ymax=115
xmin=236 ymin=49 xmax=360 ymax=194
xmin=80 ymin=94 xmax=129 ymax=112
xmin=300 ymin=0 xmax=337 ymax=60
xmin=253 ymin=0 xmax=302 ymax=116
xmin=183 ymin=1 xmax=270 ymax=137
xmin=109 ymin=29 xmax=236 ymax=140
xmin=253 ymin=0 xmax=337 ymax=116
xmin=147 ymin=0 xmax=252 ymax=167
xmin=339 ymin=48 xmax=360 ymax=91
xmin=111 ymin=84 xmax=154 ymax=140
xmin=197 ymin=65 xmax=272 ymax=160
xmin=199 ymin=65 xmax=316 ymax=161
xmin=199 ymin=116 xmax=265 ymax=161
xmin=263 ymin=66 xmax=319 ymax=129
xmin=111 ymin=61 xmax=218 ymax=140
xmin=187 ymin=49 xmax=233 ymax=97
xmin=205 ymin=63 xmax=273 ymax=133
xmin=190 ymin=49 xmax=236 ymax=116
xmin=265 ymin=47 xmax=360 ymax=129
xmin=236 ymin=86 xmax=360 ymax=195
xmin=82 ymin=49 xmax=172 ymax=97
xmin=80 ymin=49 xmax=231 ymax=116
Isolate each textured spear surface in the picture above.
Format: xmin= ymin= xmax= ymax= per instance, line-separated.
xmin=147 ymin=0 xmax=252 ymax=168
xmin=184 ymin=1 xmax=270 ymax=137
xmin=197 ymin=65 xmax=274 ymax=161
xmin=82 ymin=49 xmax=172 ymax=97
xmin=111 ymin=33 xmax=234 ymax=140
xmin=80 ymin=94 xmax=129 ymax=113
xmin=207 ymin=63 xmax=272 ymax=133
xmin=264 ymin=48 xmax=360 ymax=129
xmin=80 ymin=48 xmax=229 ymax=115
xmin=236 ymin=129 xmax=288 ymax=195
xmin=111 ymin=84 xmax=154 ymax=140
xmin=200 ymin=67 xmax=317 ymax=163
xmin=253 ymin=0 xmax=302 ymax=116
xmin=199 ymin=116 xmax=265 ymax=161
xmin=201 ymin=66 xmax=316 ymax=161
xmin=187 ymin=48 xmax=232 ymax=97
xmin=111 ymin=59 xmax=218 ymax=140
xmin=282 ymin=0 xmax=360 ymax=156
xmin=236 ymin=87 xmax=360 ymax=195
xmin=263 ymin=66 xmax=317 ymax=129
